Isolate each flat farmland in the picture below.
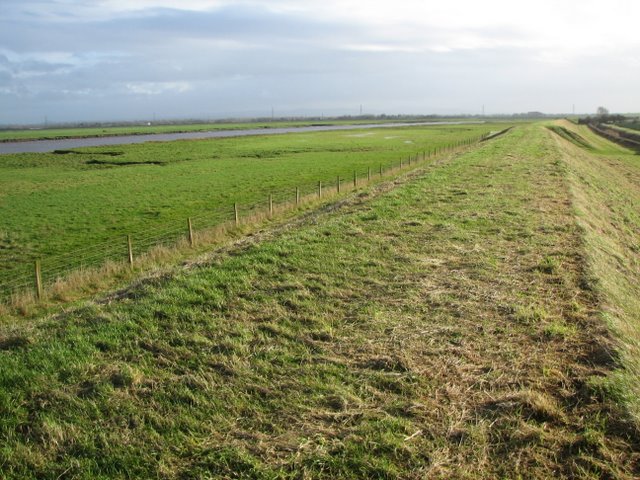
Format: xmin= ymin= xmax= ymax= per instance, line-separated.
xmin=0 ymin=123 xmax=502 ymax=296
xmin=0 ymin=121 xmax=284 ymax=142
xmin=0 ymin=118 xmax=436 ymax=143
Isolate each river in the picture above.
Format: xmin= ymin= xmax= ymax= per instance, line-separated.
xmin=0 ymin=121 xmax=482 ymax=154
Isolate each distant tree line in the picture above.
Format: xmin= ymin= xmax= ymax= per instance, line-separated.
xmin=578 ymin=106 xmax=628 ymax=125
xmin=578 ymin=114 xmax=627 ymax=125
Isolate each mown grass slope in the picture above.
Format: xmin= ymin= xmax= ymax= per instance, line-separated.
xmin=0 ymin=125 xmax=638 ymax=478
xmin=551 ymin=120 xmax=640 ymax=423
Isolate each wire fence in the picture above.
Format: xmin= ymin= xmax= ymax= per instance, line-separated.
xmin=1 ymin=132 xmax=494 ymax=304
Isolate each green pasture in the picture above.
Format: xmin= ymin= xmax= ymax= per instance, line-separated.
xmin=0 ymin=123 xmax=504 ymax=294
xmin=0 ymin=121 xmax=326 ymax=142
xmin=0 ymin=119 xmax=436 ymax=142
xmin=606 ymin=122 xmax=640 ymax=135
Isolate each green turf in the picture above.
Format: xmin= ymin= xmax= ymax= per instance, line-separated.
xmin=0 ymin=123 xmax=504 ymax=295
xmin=1 ymin=125 xmax=637 ymax=478
xmin=611 ymin=121 xmax=640 ymax=133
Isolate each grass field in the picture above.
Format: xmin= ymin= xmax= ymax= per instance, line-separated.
xmin=0 ymin=124 xmax=638 ymax=478
xmin=602 ymin=123 xmax=640 ymax=143
xmin=609 ymin=122 xmax=640 ymax=133
xmin=0 ymin=119 xmax=441 ymax=143
xmin=0 ymin=123 xmax=502 ymax=297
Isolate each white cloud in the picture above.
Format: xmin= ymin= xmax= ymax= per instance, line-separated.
xmin=341 ymin=44 xmax=422 ymax=54
xmin=125 ymin=81 xmax=192 ymax=95
xmin=98 ymin=0 xmax=225 ymax=11
xmin=1 ymin=0 xmax=639 ymax=123
xmin=266 ymin=0 xmax=640 ymax=64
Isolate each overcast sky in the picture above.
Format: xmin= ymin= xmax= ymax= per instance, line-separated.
xmin=1 ymin=0 xmax=639 ymax=124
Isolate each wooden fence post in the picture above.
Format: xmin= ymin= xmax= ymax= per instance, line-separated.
xmin=296 ymin=187 xmax=300 ymax=205
xmin=34 ymin=260 xmax=43 ymax=300
xmin=269 ymin=194 xmax=273 ymax=217
xmin=127 ymin=235 xmax=134 ymax=268
xmin=187 ymin=217 xmax=194 ymax=246
xmin=234 ymin=203 xmax=239 ymax=226
xmin=353 ymin=171 xmax=357 ymax=188
xmin=337 ymin=176 xmax=341 ymax=193
xmin=368 ymin=167 xmax=371 ymax=181
xmin=379 ymin=164 xmax=383 ymax=176
xmin=318 ymin=181 xmax=322 ymax=198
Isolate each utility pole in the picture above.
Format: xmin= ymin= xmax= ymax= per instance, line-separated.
xmin=482 ymin=105 xmax=485 ymax=116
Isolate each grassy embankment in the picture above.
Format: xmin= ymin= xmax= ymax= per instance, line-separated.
xmin=0 ymin=125 xmax=638 ymax=478
xmin=549 ymin=120 xmax=640 ymax=423
xmin=0 ymin=123 xmax=500 ymax=299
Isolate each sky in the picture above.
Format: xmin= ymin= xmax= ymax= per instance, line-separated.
xmin=1 ymin=0 xmax=639 ymax=124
